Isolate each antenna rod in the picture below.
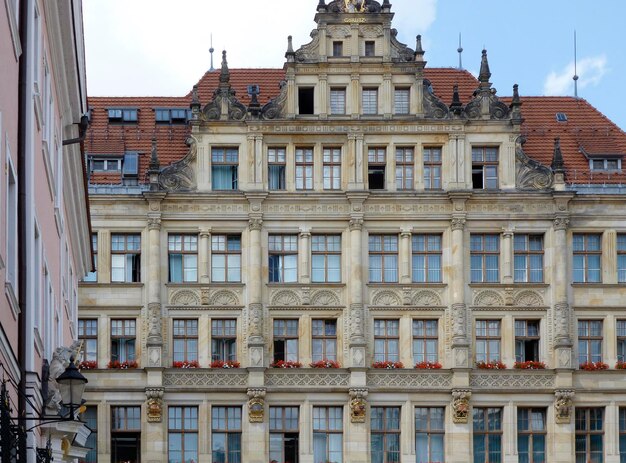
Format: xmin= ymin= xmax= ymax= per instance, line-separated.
xmin=573 ymin=30 xmax=579 ymax=98
xmin=457 ymin=33 xmax=463 ymax=69
xmin=209 ymin=33 xmax=215 ymax=72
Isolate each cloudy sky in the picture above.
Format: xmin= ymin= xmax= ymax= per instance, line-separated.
xmin=84 ymin=0 xmax=626 ymax=130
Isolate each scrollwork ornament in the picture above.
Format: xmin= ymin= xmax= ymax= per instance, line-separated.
xmin=452 ymin=390 xmax=471 ymax=423
xmin=554 ymin=390 xmax=575 ymax=424
xmin=158 ymin=136 xmax=197 ymax=191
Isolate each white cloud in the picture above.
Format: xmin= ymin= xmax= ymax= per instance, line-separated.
xmin=84 ymin=0 xmax=438 ymax=96
xmin=543 ymin=55 xmax=608 ymax=95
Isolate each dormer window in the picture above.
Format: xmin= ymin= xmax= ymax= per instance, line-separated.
xmin=155 ymin=108 xmax=190 ymax=124
xmin=364 ymin=41 xmax=375 ymax=56
xmin=332 ymin=41 xmax=343 ymax=57
xmin=108 ymin=108 xmax=137 ymax=123
xmin=90 ymin=157 xmax=121 ymax=172
xmin=298 ymin=87 xmax=315 ymax=115
xmin=590 ymin=159 xmax=621 ymax=172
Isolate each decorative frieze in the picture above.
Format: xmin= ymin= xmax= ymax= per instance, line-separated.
xmin=163 ymin=370 xmax=249 ymax=388
xmin=368 ymin=371 xmax=452 ymax=389
xmin=264 ymin=370 xmax=350 ymax=388
xmin=470 ymin=372 xmax=555 ymax=390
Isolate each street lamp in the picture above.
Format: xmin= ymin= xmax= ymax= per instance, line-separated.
xmin=55 ymin=356 xmax=88 ymax=418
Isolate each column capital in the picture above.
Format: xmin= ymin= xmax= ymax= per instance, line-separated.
xmin=349 ymin=217 xmax=364 ymax=231
xmin=450 ymin=217 xmax=466 ymax=231
xmin=400 ymin=229 xmax=412 ymax=239
xmin=553 ymin=217 xmax=570 ymax=230
xmin=502 ymin=229 xmax=514 ymax=238
xmin=248 ymin=218 xmax=263 ymax=231
xmin=147 ymin=217 xmax=162 ymax=230
xmin=199 ymin=228 xmax=212 ymax=238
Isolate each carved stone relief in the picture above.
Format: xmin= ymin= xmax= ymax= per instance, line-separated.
xmin=311 ymin=290 xmax=341 ymax=306
xmin=327 ymin=25 xmax=351 ymax=38
xmin=247 ymin=388 xmax=266 ymax=423
xmin=158 ymin=136 xmax=197 ymax=192
xmin=295 ymin=30 xmax=320 ymax=62
xmin=514 ymin=291 xmax=544 ymax=307
xmin=473 ymin=290 xmax=505 ymax=307
xmin=451 ymin=390 xmax=471 ymax=423
xmin=349 ymin=388 xmax=368 ymax=423
xmin=170 ymin=290 xmax=200 ymax=306
xmin=372 ymin=290 xmax=401 ymax=306
xmin=412 ymin=290 xmax=442 ymax=306
xmin=515 ymin=136 xmax=554 ymax=190
xmin=271 ymin=290 xmax=302 ymax=307
xmin=145 ymin=388 xmax=164 ymax=423
xmin=210 ymin=290 xmax=239 ymax=306
xmin=554 ymin=390 xmax=575 ymax=424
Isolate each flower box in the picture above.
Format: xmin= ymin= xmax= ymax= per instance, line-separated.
xmin=616 ymin=361 xmax=626 ymax=370
xmin=270 ymin=360 xmax=302 ymax=369
xmin=107 ymin=360 xmax=138 ymax=369
xmin=78 ymin=360 xmax=97 ymax=370
xmin=210 ymin=360 xmax=240 ymax=369
xmin=173 ymin=360 xmax=200 ymax=369
xmin=310 ymin=360 xmax=341 ymax=368
xmin=513 ymin=360 xmax=546 ymax=370
xmin=579 ymin=361 xmax=609 ymax=371
xmin=414 ymin=361 xmax=442 ymax=370
xmin=372 ymin=361 xmax=404 ymax=369
xmin=476 ymin=360 xmax=506 ymax=370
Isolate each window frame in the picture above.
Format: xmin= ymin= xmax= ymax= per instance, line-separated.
xmin=273 ymin=319 xmax=299 ymax=362
xmin=110 ymin=319 xmax=136 ymax=363
xmin=312 ymin=319 xmax=338 ymax=362
xmin=110 ymin=233 xmax=141 ymax=283
xmin=168 ymin=234 xmax=198 ymax=283
xmin=370 ymin=406 xmax=401 ymax=463
xmin=575 ymin=408 xmax=604 ymax=463
xmin=78 ymin=319 xmax=98 ymax=363
xmin=395 ymin=147 xmax=414 ymax=190
xmin=211 ymin=234 xmax=242 ymax=283
xmin=364 ymin=40 xmax=376 ymax=57
xmin=330 ymin=88 xmax=346 ymax=115
xmin=269 ymin=234 xmax=298 ymax=283
xmin=211 ymin=406 xmax=242 ymax=463
xmin=473 ymin=407 xmax=503 ymax=463
xmin=168 ymin=406 xmax=199 ymax=463
xmin=578 ymin=319 xmax=603 ymax=366
xmin=268 ymin=147 xmax=286 ymax=191
xmin=173 ymin=319 xmax=199 ymax=363
xmin=323 ymin=147 xmax=342 ymax=190
xmin=311 ymin=234 xmax=341 ymax=283
xmin=573 ymin=233 xmax=602 ymax=283
xmin=373 ymin=319 xmax=400 ymax=363
xmin=423 ymin=146 xmax=442 ymax=190
xmin=411 ymin=234 xmax=442 ymax=283
xmin=415 ymin=407 xmax=445 ymax=463
xmin=514 ymin=234 xmax=544 ymax=283
xmin=412 ymin=319 xmax=438 ymax=364
xmin=475 ymin=319 xmax=501 ymax=363
xmin=515 ymin=319 xmax=540 ymax=363
xmin=470 ymin=234 xmax=500 ymax=283
xmin=368 ymin=234 xmax=398 ymax=283
xmin=312 ymin=406 xmax=343 ymax=463
xmin=362 ymin=87 xmax=379 ymax=115
xmin=269 ymin=406 xmax=300 ymax=463
xmin=295 ymin=147 xmax=314 ymax=190
xmin=83 ymin=233 xmax=98 ymax=282
xmin=517 ymin=408 xmax=547 ymax=463
xmin=332 ymin=40 xmax=343 ymax=57
xmin=211 ymin=319 xmax=237 ymax=362
xmin=618 ymin=234 xmax=626 ymax=283
xmin=393 ymin=87 xmax=410 ymax=115
xmin=617 ymin=320 xmax=626 ymax=363
xmin=83 ymin=406 xmax=98 ymax=463
xmin=471 ymin=146 xmax=499 ymax=190
xmin=211 ymin=147 xmax=239 ymax=191
xmin=368 ymin=147 xmax=387 ymax=190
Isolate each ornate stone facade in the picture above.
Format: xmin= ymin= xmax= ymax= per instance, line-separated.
xmin=80 ymin=2 xmax=626 ymax=462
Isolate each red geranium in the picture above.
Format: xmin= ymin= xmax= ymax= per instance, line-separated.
xmin=173 ymin=360 xmax=200 ymax=369
xmin=310 ymin=360 xmax=341 ymax=368
xmin=210 ymin=360 xmax=240 ymax=369
xmin=476 ymin=360 xmax=507 ymax=370
xmin=414 ymin=361 xmax=442 ymax=369
xmin=513 ymin=360 xmax=546 ymax=370
xmin=579 ymin=361 xmax=609 ymax=371
xmin=372 ymin=361 xmax=404 ymax=369
xmin=270 ymin=360 xmax=302 ymax=369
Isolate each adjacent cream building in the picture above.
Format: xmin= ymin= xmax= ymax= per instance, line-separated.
xmin=79 ymin=1 xmax=626 ymax=462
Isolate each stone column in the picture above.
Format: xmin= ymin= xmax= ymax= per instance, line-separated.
xmin=348 ymin=217 xmax=366 ymax=367
xmin=502 ymin=229 xmax=514 ymax=284
xmin=399 ymin=229 xmax=412 ymax=284
xmin=350 ymin=24 xmax=359 ymax=62
xmin=198 ymin=228 xmax=211 ymax=284
xmin=319 ymin=73 xmax=328 ymax=119
xmin=248 ymin=217 xmax=264 ymax=367
xmin=318 ymin=25 xmax=327 ymax=62
xmin=299 ymin=229 xmax=311 ymax=284
xmin=146 ymin=216 xmax=163 ymax=367
xmin=553 ymin=217 xmax=573 ymax=368
xmin=382 ymin=72 xmax=392 ymax=118
xmin=450 ymin=215 xmax=469 ymax=367
xmin=351 ymin=73 xmax=360 ymax=119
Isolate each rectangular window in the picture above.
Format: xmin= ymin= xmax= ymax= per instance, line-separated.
xmin=298 ymin=87 xmax=314 ymax=115
xmin=110 ymin=319 xmax=136 ymax=362
xmin=423 ymin=147 xmax=442 ymax=190
xmin=108 ymin=108 xmax=138 ymax=123
xmin=83 ymin=233 xmax=98 ymax=282
xmin=515 ymin=320 xmax=540 ymax=363
xmin=212 ymin=235 xmax=241 ymax=282
xmin=312 ymin=319 xmax=337 ymax=362
xmin=90 ymin=158 xmax=121 ymax=172
xmin=168 ymin=407 xmax=198 ymax=463
xmin=295 ymin=147 xmax=314 ymax=190
xmin=7 ymin=161 xmax=18 ymax=289
xmin=470 ymin=234 xmax=500 ymax=283
xmin=168 ymin=234 xmax=198 ymax=283
xmin=273 ymin=319 xmax=299 ymax=362
xmin=270 ymin=406 xmax=299 ymax=463
xmin=617 ymin=320 xmax=626 ymax=363
xmin=394 ymin=88 xmax=410 ymax=115
xmin=415 ymin=407 xmax=445 ymax=463
xmin=413 ymin=320 xmax=438 ymax=363
xmin=575 ymin=408 xmax=604 ymax=463
xmin=362 ymin=88 xmax=378 ymax=115
xmin=332 ymin=41 xmax=343 ymax=57
xmin=473 ymin=408 xmax=503 ymax=463
xmin=173 ymin=319 xmax=198 ymax=363
xmin=313 ymin=407 xmax=343 ymax=463
xmin=111 ymin=406 xmax=141 ymax=463
xmin=514 ymin=234 xmax=544 ymax=283
xmin=323 ymin=147 xmax=342 ymax=190
xmin=368 ymin=147 xmax=386 ymax=190
xmin=311 ymin=235 xmax=341 ymax=283
xmin=371 ymin=407 xmax=400 ymax=463
xmin=330 ymin=88 xmax=346 ymax=115
xmin=590 ymin=158 xmax=621 ymax=172
xmin=573 ymin=233 xmax=602 ymax=283
xmin=476 ymin=320 xmax=501 ymax=363
xmin=78 ymin=319 xmax=98 ymax=363
xmin=155 ymin=108 xmax=189 ymax=124
xmin=369 ymin=235 xmax=398 ymax=283
xmin=518 ymin=408 xmax=546 ymax=463
xmin=212 ymin=148 xmax=239 ymax=190
xmin=364 ymin=40 xmax=376 ymax=56
xmin=83 ymin=406 xmax=98 ymax=463
xmin=111 ymin=234 xmax=141 ymax=283
xmin=619 ymin=408 xmax=626 ymax=462
xmin=412 ymin=234 xmax=442 ymax=282
xmin=472 ymin=147 xmax=499 ymax=189
xmin=268 ymin=147 xmax=286 ymax=190
xmin=578 ymin=320 xmax=603 ymax=366
xmin=374 ymin=319 xmax=399 ymax=362
xmin=618 ymin=234 xmax=626 ymax=283
xmin=211 ymin=407 xmax=242 ymax=463
xmin=269 ymin=235 xmax=298 ymax=283
xmin=395 ymin=147 xmax=414 ymax=190
xmin=211 ymin=319 xmax=237 ymax=362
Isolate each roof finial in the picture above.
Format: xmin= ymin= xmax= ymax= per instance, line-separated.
xmin=209 ymin=34 xmax=215 ymax=72
xmin=286 ymin=35 xmax=295 ymax=61
xmin=220 ymin=50 xmax=230 ymax=84
xmin=450 ymin=84 xmax=463 ymax=115
xmin=382 ymin=0 xmax=392 ymax=12
xmin=573 ymin=30 xmax=579 ymax=98
xmin=551 ymin=137 xmax=565 ymax=173
xmin=510 ymin=84 xmax=522 ymax=122
xmin=148 ymin=137 xmax=161 ymax=191
xmin=317 ymin=0 xmax=327 ymax=12
xmin=479 ymin=49 xmax=491 ymax=86
xmin=414 ymin=35 xmax=424 ymax=61
xmin=457 ymin=33 xmax=463 ymax=69
xmin=190 ymin=84 xmax=201 ymax=114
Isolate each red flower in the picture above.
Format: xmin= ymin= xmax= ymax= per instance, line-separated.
xmin=78 ymin=360 xmax=97 ymax=370
xmin=476 ymin=360 xmax=507 ymax=370
xmin=210 ymin=360 xmax=240 ymax=369
xmin=270 ymin=360 xmax=302 ymax=369
xmin=616 ymin=361 xmax=626 ymax=370
xmin=173 ymin=360 xmax=200 ymax=369
xmin=372 ymin=361 xmax=404 ymax=369
xmin=310 ymin=360 xmax=341 ymax=368
xmin=513 ymin=360 xmax=546 ymax=370
xmin=107 ymin=360 xmax=138 ymax=369
xmin=579 ymin=361 xmax=609 ymax=371
xmin=414 ymin=361 xmax=442 ymax=369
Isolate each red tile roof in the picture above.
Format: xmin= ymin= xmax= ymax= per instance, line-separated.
xmin=86 ymin=68 xmax=626 ymax=186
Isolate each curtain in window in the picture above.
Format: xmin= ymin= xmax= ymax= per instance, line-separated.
xmin=213 ymin=166 xmax=235 ymax=190
xmin=169 ymin=254 xmax=183 ymax=283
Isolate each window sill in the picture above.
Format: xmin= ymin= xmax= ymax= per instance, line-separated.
xmin=469 ymin=283 xmax=549 ymax=288
xmin=571 ymin=283 xmax=622 ymax=288
xmin=267 ymin=282 xmax=345 ymax=287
